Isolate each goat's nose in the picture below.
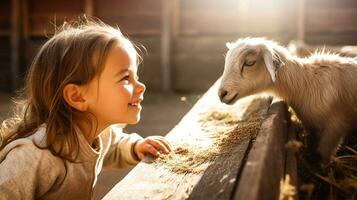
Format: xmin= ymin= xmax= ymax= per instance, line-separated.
xmin=218 ymin=89 xmax=228 ymax=101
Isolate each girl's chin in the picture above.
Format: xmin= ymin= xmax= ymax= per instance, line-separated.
xmin=107 ymin=117 xmax=140 ymax=126
xmin=126 ymin=117 xmax=141 ymax=124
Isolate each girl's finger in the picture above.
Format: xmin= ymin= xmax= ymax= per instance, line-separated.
xmin=145 ymin=143 xmax=160 ymax=157
xmin=150 ymin=136 xmax=173 ymax=150
xmin=155 ymin=138 xmax=172 ymax=152
xmin=137 ymin=152 xmax=145 ymax=160
xmin=147 ymin=139 xmax=169 ymax=154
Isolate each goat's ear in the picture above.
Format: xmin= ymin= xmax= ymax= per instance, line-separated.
xmin=263 ymin=49 xmax=281 ymax=82
xmin=226 ymin=42 xmax=234 ymax=49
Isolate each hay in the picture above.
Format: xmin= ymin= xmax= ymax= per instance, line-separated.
xmin=154 ymin=110 xmax=264 ymax=174
xmin=288 ymin=107 xmax=357 ymax=199
xmin=279 ymin=175 xmax=296 ymax=200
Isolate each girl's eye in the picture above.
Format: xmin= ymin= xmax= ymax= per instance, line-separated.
xmin=244 ymin=60 xmax=256 ymax=67
xmin=120 ymin=75 xmax=130 ymax=82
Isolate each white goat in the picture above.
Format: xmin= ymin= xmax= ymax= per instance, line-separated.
xmin=218 ymin=37 xmax=357 ymax=163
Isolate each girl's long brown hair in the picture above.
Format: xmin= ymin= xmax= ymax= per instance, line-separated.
xmin=0 ymin=17 xmax=141 ymax=161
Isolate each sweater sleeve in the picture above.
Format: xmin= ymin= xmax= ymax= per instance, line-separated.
xmin=102 ymin=125 xmax=143 ymax=169
xmin=0 ymin=141 xmax=64 ymax=200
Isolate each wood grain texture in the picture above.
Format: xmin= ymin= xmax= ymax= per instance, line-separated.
xmin=234 ymin=101 xmax=289 ymax=200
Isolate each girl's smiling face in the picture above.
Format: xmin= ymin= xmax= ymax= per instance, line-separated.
xmin=83 ymin=42 xmax=146 ymax=129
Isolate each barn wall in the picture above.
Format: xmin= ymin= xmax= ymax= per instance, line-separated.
xmin=1 ymin=0 xmax=357 ymax=93
xmin=0 ymin=0 xmax=11 ymax=92
xmin=172 ymin=0 xmax=298 ymax=92
xmin=305 ymin=0 xmax=357 ymax=45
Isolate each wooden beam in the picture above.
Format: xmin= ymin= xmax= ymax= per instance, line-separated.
xmin=297 ymin=0 xmax=305 ymax=41
xmin=21 ymin=0 xmax=29 ymax=39
xmin=10 ymin=0 xmax=21 ymax=91
xmin=234 ymin=101 xmax=289 ymax=200
xmin=160 ymin=0 xmax=172 ymax=92
xmin=187 ymin=140 xmax=250 ymax=200
xmin=171 ymin=0 xmax=180 ymax=38
xmin=84 ymin=0 xmax=94 ymax=17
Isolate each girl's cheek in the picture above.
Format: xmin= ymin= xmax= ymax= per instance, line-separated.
xmin=123 ymin=85 xmax=134 ymax=95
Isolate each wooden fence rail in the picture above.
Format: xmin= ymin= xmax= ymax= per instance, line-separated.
xmin=103 ymin=79 xmax=298 ymax=200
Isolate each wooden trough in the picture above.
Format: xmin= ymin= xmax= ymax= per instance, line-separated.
xmin=103 ymin=79 xmax=298 ymax=200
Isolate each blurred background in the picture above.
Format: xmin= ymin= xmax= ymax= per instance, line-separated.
xmin=0 ymin=0 xmax=357 ymax=199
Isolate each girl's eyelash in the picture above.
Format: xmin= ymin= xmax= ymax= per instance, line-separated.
xmin=119 ymin=75 xmax=130 ymax=82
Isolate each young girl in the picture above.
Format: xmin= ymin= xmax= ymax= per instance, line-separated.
xmin=0 ymin=19 xmax=172 ymax=199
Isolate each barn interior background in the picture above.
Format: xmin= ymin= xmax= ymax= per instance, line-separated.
xmin=0 ymin=0 xmax=357 ymax=199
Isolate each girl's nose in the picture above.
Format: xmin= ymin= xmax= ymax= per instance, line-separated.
xmin=135 ymin=81 xmax=146 ymax=94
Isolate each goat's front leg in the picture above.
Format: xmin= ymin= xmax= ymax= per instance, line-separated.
xmin=317 ymin=117 xmax=349 ymax=165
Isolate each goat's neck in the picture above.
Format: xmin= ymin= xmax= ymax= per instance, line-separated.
xmin=272 ymin=58 xmax=312 ymax=108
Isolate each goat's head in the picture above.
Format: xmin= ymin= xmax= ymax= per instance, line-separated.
xmin=218 ymin=38 xmax=284 ymax=104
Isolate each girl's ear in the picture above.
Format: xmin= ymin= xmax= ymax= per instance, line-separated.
xmin=63 ymin=84 xmax=88 ymax=111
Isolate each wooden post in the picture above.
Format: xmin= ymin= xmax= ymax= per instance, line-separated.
xmin=171 ymin=0 xmax=179 ymax=38
xmin=297 ymin=0 xmax=305 ymax=41
xmin=161 ymin=0 xmax=173 ymax=92
xmin=10 ymin=0 xmax=21 ymax=91
xmin=84 ymin=0 xmax=94 ymax=17
xmin=22 ymin=0 xmax=29 ymax=39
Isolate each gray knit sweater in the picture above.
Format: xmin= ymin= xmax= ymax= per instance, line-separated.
xmin=0 ymin=124 xmax=143 ymax=200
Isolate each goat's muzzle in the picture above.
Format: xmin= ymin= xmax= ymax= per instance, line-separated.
xmin=218 ymin=88 xmax=238 ymax=104
xmin=218 ymin=89 xmax=228 ymax=101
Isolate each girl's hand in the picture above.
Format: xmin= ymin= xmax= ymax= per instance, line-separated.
xmin=134 ymin=136 xmax=172 ymax=160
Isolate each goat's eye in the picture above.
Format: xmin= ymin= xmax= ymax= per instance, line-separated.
xmin=244 ymin=60 xmax=256 ymax=67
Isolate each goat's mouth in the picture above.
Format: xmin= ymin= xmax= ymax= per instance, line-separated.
xmin=225 ymin=93 xmax=239 ymax=105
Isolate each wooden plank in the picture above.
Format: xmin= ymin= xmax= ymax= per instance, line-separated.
xmin=103 ymin=80 xmax=273 ymax=199
xmin=28 ymin=14 xmax=80 ymax=36
xmin=305 ymin=8 xmax=357 ymax=33
xmin=97 ymin=14 xmax=161 ymax=36
xmin=187 ymin=140 xmax=250 ymax=200
xmin=171 ymin=0 xmax=180 ymax=38
xmin=174 ymin=36 xmax=293 ymax=55
xmin=172 ymin=53 xmax=223 ymax=92
xmin=94 ymin=0 xmax=161 ymax=13
xmin=129 ymin=36 xmax=162 ymax=92
xmin=0 ymin=0 xmax=11 ymax=36
xmin=94 ymin=0 xmax=161 ymax=36
xmin=131 ymin=36 xmax=161 ymax=54
xmin=27 ymin=0 xmax=83 ymax=36
xmin=178 ymin=0 xmax=298 ymax=36
xmin=297 ymin=0 xmax=305 ymax=41
xmin=161 ymin=0 xmax=172 ymax=92
xmin=23 ymin=37 xmax=44 ymax=73
xmin=84 ymin=0 xmax=94 ymax=16
xmin=10 ymin=0 xmax=21 ymax=90
xmin=174 ymin=36 xmax=232 ymax=54
xmin=234 ymin=101 xmax=289 ymax=200
xmin=306 ymin=0 xmax=357 ymax=8
xmin=0 ymin=38 xmax=12 ymax=92
xmin=180 ymin=9 xmax=296 ymax=35
xmin=180 ymin=0 xmax=292 ymax=11
xmin=22 ymin=0 xmax=29 ymax=39
xmin=306 ymin=33 xmax=357 ymax=45
xmin=29 ymin=0 xmax=82 ymax=13
xmin=137 ymin=54 xmax=162 ymax=92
